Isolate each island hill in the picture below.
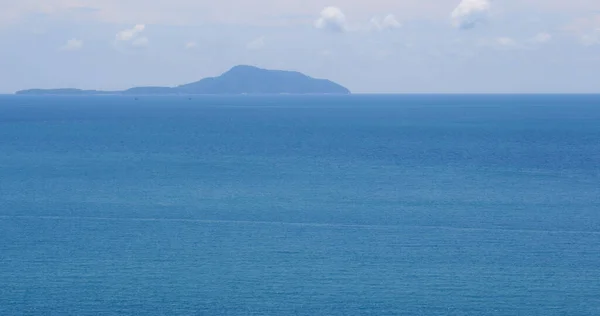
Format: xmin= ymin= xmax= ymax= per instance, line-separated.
xmin=16 ymin=65 xmax=350 ymax=95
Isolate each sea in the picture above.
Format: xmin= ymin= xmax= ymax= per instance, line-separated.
xmin=0 ymin=94 xmax=599 ymax=315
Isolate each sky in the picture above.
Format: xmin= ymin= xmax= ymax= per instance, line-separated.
xmin=1 ymin=0 xmax=600 ymax=93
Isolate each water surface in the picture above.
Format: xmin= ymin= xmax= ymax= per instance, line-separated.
xmin=1 ymin=95 xmax=599 ymax=315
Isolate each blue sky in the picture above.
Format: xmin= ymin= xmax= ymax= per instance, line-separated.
xmin=1 ymin=0 xmax=600 ymax=93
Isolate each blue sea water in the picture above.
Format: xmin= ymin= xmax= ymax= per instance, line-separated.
xmin=0 ymin=94 xmax=599 ymax=315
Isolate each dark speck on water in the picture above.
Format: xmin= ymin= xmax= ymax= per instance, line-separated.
xmin=1 ymin=94 xmax=599 ymax=315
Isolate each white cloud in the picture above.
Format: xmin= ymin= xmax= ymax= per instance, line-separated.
xmin=566 ymin=15 xmax=600 ymax=46
xmin=580 ymin=33 xmax=600 ymax=46
xmin=116 ymin=24 xmax=145 ymax=41
xmin=247 ymin=36 xmax=265 ymax=50
xmin=131 ymin=36 xmax=149 ymax=47
xmin=114 ymin=24 xmax=148 ymax=49
xmin=185 ymin=41 xmax=197 ymax=49
xmin=315 ymin=6 xmax=347 ymax=32
xmin=370 ymin=14 xmax=401 ymax=31
xmin=478 ymin=36 xmax=520 ymax=50
xmin=451 ymin=0 xmax=491 ymax=29
xmin=532 ymin=32 xmax=552 ymax=43
xmin=59 ymin=38 xmax=83 ymax=51
xmin=496 ymin=37 xmax=517 ymax=47
xmin=320 ymin=49 xmax=334 ymax=57
xmin=580 ymin=28 xmax=600 ymax=46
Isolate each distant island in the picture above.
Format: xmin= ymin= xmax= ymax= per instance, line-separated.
xmin=16 ymin=65 xmax=350 ymax=95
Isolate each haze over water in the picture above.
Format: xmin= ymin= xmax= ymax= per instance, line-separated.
xmin=1 ymin=95 xmax=599 ymax=315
